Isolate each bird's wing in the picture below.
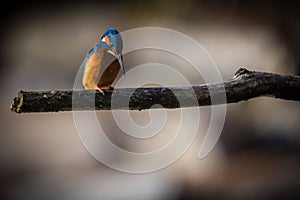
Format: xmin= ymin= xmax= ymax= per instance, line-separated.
xmin=82 ymin=47 xmax=95 ymax=78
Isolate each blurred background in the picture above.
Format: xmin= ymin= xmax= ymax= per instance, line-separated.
xmin=1 ymin=0 xmax=300 ymax=199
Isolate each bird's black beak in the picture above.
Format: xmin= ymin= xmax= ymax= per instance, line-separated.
xmin=111 ymin=47 xmax=125 ymax=75
xmin=117 ymin=55 xmax=125 ymax=75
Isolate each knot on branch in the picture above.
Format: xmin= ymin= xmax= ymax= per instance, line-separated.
xmin=129 ymin=88 xmax=180 ymax=110
xmin=234 ymin=67 xmax=251 ymax=77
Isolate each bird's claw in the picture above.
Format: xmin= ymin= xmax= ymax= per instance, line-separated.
xmin=97 ymin=88 xmax=105 ymax=95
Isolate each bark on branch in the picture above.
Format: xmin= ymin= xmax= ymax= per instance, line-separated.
xmin=10 ymin=68 xmax=300 ymax=113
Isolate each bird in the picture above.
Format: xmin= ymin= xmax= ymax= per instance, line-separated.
xmin=82 ymin=28 xmax=125 ymax=94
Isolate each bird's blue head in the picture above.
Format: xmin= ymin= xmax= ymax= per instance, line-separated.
xmin=100 ymin=28 xmax=124 ymax=74
xmin=101 ymin=28 xmax=123 ymax=56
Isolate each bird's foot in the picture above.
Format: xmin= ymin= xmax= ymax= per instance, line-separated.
xmin=96 ymin=87 xmax=105 ymax=95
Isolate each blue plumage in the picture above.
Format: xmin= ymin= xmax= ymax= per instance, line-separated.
xmin=101 ymin=28 xmax=123 ymax=55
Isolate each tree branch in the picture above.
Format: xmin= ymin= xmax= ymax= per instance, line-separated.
xmin=10 ymin=68 xmax=300 ymax=113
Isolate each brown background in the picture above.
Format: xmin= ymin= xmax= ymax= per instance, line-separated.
xmin=1 ymin=0 xmax=300 ymax=199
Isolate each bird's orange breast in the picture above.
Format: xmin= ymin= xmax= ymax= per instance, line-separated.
xmin=97 ymin=54 xmax=121 ymax=89
xmin=82 ymin=46 xmax=121 ymax=90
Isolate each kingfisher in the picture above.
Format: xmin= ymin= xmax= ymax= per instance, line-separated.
xmin=82 ymin=28 xmax=125 ymax=94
